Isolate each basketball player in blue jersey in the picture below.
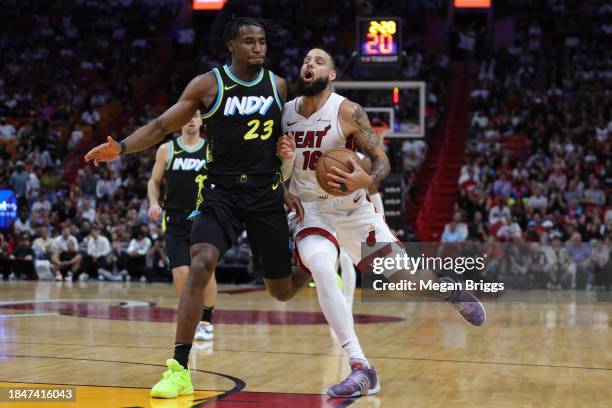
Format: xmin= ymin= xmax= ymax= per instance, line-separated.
xmin=85 ymin=17 xmax=310 ymax=399
xmin=147 ymin=110 xmax=216 ymax=341
xmin=277 ymin=48 xmax=486 ymax=398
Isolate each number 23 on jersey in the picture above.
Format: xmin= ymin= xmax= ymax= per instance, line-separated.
xmin=244 ymin=119 xmax=274 ymax=140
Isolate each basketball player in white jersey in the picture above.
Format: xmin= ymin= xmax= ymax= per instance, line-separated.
xmin=277 ymin=48 xmax=486 ymax=398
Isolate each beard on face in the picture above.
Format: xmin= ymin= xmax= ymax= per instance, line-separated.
xmin=296 ymin=76 xmax=329 ymax=96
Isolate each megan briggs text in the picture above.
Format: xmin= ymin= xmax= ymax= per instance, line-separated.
xmin=372 ymin=279 xmax=505 ymax=293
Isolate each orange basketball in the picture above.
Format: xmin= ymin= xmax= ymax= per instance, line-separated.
xmin=315 ymin=148 xmax=360 ymax=196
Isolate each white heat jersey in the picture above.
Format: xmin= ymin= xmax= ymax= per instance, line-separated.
xmin=283 ymin=93 xmax=364 ymax=202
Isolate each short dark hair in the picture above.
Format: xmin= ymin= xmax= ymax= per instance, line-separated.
xmin=223 ymin=17 xmax=266 ymax=45
xmin=309 ymin=47 xmax=336 ymax=69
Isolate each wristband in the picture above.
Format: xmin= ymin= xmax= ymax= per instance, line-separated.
xmin=118 ymin=141 xmax=126 ymax=155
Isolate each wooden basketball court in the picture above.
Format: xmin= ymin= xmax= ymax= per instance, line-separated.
xmin=1 ymin=280 xmax=611 ymax=407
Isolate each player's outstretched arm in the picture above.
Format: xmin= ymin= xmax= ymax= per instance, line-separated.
xmin=84 ymin=72 xmax=216 ymax=164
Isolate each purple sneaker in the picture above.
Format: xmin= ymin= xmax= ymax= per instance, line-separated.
xmin=327 ymin=360 xmax=380 ymax=398
xmin=445 ymin=281 xmax=487 ymax=326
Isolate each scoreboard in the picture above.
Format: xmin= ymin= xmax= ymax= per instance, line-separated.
xmin=357 ymin=17 xmax=402 ymax=65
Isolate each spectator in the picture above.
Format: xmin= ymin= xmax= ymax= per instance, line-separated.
xmin=442 ymin=213 xmax=468 ymax=243
xmin=492 ymin=173 xmax=513 ymax=198
xmin=52 ymin=226 xmax=78 ymax=253
xmin=78 ymin=199 xmax=96 ymax=223
xmin=548 ymin=166 xmax=567 ymax=191
xmin=566 ymin=233 xmax=594 ymax=289
xmin=26 ymin=165 xmax=40 ymax=202
xmin=81 ymin=106 xmax=100 ymax=127
xmin=524 ymin=220 xmax=540 ymax=242
xmin=13 ymin=211 xmax=32 ymax=235
xmin=83 ymin=225 xmax=111 ymax=281
xmin=9 ymin=234 xmax=35 ymax=279
xmin=126 ymin=228 xmax=152 ymax=282
xmin=593 ymin=236 xmax=611 ymax=290
xmin=468 ymin=211 xmax=488 ymax=241
xmin=9 ymin=162 xmax=28 ymax=200
xmin=68 ymin=124 xmax=84 ymax=150
xmin=95 ymin=170 xmax=119 ymax=201
xmin=496 ymin=215 xmax=523 ymax=241
xmin=98 ymin=240 xmax=128 ymax=282
xmin=0 ymin=233 xmax=10 ymax=279
xmin=56 ymin=240 xmax=82 ymax=281
xmin=32 ymin=226 xmax=54 ymax=260
xmin=31 ymin=195 xmax=52 ymax=215
xmin=584 ymin=178 xmax=605 ymax=206
xmin=527 ymin=187 xmax=548 ymax=213
xmin=146 ymin=238 xmax=169 ymax=281
xmin=0 ymin=117 xmax=16 ymax=141
xmin=489 ymin=199 xmax=511 ymax=226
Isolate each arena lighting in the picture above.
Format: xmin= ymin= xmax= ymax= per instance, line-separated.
xmin=454 ymin=0 xmax=491 ymax=8
xmin=393 ymin=87 xmax=399 ymax=105
xmin=193 ymin=0 xmax=226 ymax=11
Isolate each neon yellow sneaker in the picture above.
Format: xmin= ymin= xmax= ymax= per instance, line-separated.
xmin=150 ymin=359 xmax=194 ymax=398
xmin=308 ymin=275 xmax=343 ymax=289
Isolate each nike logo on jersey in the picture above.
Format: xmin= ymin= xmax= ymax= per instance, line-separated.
xmin=174 ymin=149 xmax=184 ymax=155
xmin=223 ymin=96 xmax=274 ymax=116
xmin=224 ymin=84 xmax=238 ymax=91
xmin=172 ymin=158 xmax=207 ymax=172
xmin=287 ymin=120 xmax=299 ymax=126
xmin=353 ymin=195 xmax=362 ymax=203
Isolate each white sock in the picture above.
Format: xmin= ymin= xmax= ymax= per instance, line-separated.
xmin=339 ymin=249 xmax=356 ymax=310
xmin=298 ymin=235 xmax=368 ymax=366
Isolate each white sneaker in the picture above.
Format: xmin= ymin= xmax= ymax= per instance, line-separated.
xmin=55 ymin=272 xmax=63 ymax=281
xmin=65 ymin=272 xmax=73 ymax=281
xmin=139 ymin=276 xmax=147 ymax=283
xmin=194 ymin=323 xmax=214 ymax=341
xmin=78 ymin=273 xmax=89 ymax=282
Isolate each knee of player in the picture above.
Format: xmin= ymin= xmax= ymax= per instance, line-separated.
xmin=190 ymin=253 xmax=216 ymax=277
xmin=189 ymin=244 xmax=218 ymax=273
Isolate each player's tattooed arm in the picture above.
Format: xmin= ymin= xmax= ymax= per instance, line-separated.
xmin=343 ymin=102 xmax=390 ymax=185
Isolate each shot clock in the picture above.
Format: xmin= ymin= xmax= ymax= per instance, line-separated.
xmin=357 ymin=17 xmax=402 ymax=64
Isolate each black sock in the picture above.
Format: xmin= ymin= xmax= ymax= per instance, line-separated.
xmin=173 ymin=343 xmax=192 ymax=369
xmin=201 ymin=305 xmax=214 ymax=323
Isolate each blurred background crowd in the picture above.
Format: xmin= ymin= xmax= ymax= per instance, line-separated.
xmin=0 ymin=0 xmax=609 ymax=290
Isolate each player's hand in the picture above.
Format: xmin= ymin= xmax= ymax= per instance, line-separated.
xmin=327 ymin=157 xmax=374 ymax=192
xmin=276 ymin=132 xmax=296 ymax=160
xmin=283 ymin=190 xmax=304 ymax=222
xmin=84 ymin=136 xmax=121 ymax=166
xmin=148 ymin=204 xmax=162 ymax=221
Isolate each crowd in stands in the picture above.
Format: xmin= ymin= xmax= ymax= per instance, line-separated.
xmin=444 ymin=2 xmax=611 ymax=290
xmin=0 ymin=0 xmax=440 ymax=282
xmin=0 ymin=0 xmax=182 ymax=281
xmin=5 ymin=1 xmax=607 ymax=290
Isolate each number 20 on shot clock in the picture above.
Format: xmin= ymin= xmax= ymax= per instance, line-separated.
xmin=357 ymin=17 xmax=402 ymax=64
